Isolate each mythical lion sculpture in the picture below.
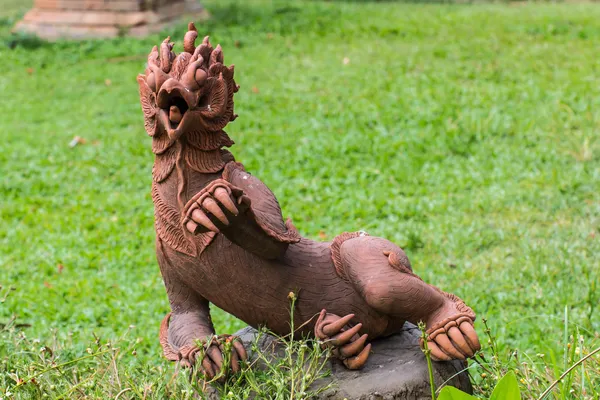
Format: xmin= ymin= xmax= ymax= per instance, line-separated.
xmin=137 ymin=23 xmax=481 ymax=379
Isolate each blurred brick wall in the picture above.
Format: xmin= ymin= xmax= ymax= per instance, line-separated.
xmin=16 ymin=0 xmax=204 ymax=39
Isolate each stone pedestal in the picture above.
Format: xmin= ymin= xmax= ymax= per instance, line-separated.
xmin=234 ymin=323 xmax=473 ymax=400
xmin=15 ymin=0 xmax=205 ymax=40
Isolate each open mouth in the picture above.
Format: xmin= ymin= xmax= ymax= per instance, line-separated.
xmin=166 ymin=96 xmax=189 ymax=129
xmin=157 ymin=87 xmax=194 ymax=131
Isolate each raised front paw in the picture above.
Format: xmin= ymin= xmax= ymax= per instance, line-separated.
xmin=179 ymin=334 xmax=248 ymax=381
xmin=423 ymin=315 xmax=481 ymax=361
xmin=183 ymin=179 xmax=250 ymax=235
xmin=315 ymin=309 xmax=371 ymax=370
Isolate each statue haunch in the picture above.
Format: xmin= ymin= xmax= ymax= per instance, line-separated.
xmin=138 ymin=23 xmax=481 ymax=378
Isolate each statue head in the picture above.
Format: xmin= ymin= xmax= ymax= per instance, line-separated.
xmin=137 ymin=23 xmax=238 ymax=156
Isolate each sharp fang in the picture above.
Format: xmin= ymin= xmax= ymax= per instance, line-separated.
xmin=169 ymin=105 xmax=183 ymax=124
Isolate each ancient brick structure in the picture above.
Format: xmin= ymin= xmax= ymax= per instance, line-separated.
xmin=15 ymin=0 xmax=204 ymax=39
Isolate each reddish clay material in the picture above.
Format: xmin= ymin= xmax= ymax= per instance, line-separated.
xmin=138 ymin=24 xmax=481 ymax=377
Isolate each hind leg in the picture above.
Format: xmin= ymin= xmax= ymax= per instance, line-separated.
xmin=334 ymin=234 xmax=481 ymax=361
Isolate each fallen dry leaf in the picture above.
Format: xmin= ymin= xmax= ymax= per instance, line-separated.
xmin=57 ymin=264 xmax=64 ymax=274
xmin=252 ymin=86 xmax=259 ymax=94
xmin=68 ymin=136 xmax=86 ymax=148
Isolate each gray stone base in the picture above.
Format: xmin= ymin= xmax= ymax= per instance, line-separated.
xmin=234 ymin=323 xmax=472 ymax=400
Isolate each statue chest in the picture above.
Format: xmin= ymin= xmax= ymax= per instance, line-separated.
xmin=152 ymin=169 xmax=221 ymax=257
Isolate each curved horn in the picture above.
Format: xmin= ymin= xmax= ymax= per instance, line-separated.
xmin=160 ymin=37 xmax=175 ymax=73
xmin=184 ymin=22 xmax=198 ymax=54
xmin=147 ymin=45 xmax=159 ymax=68
xmin=196 ymin=36 xmax=213 ymax=68
xmin=209 ymin=44 xmax=224 ymax=66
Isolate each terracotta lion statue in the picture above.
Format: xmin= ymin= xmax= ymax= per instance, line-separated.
xmin=137 ymin=23 xmax=480 ymax=379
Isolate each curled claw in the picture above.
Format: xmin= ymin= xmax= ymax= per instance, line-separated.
xmin=322 ymin=313 xmax=355 ymax=337
xmin=230 ymin=348 xmax=240 ymax=374
xmin=447 ymin=326 xmax=472 ymax=357
xmin=459 ymin=321 xmax=481 ymax=352
xmin=428 ymin=341 xmax=452 ymax=361
xmin=339 ymin=333 xmax=368 ymax=359
xmin=434 ymin=334 xmax=465 ymax=360
xmin=330 ymin=323 xmax=362 ymax=347
xmin=202 ymin=197 xmax=229 ymax=225
xmin=231 ymin=339 xmax=248 ymax=361
xmin=206 ymin=345 xmax=224 ymax=371
xmin=191 ymin=208 xmax=219 ymax=233
xmin=223 ymin=337 xmax=246 ymax=375
xmin=185 ymin=219 xmax=199 ymax=234
xmin=343 ymin=343 xmax=371 ymax=370
xmin=201 ymin=356 xmax=215 ymax=379
xmin=214 ymin=187 xmax=238 ymax=215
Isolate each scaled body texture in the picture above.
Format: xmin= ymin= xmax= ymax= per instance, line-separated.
xmin=138 ymin=24 xmax=481 ymax=376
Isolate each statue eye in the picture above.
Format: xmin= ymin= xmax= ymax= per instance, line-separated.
xmin=195 ymin=68 xmax=207 ymax=87
xmin=181 ymin=60 xmax=206 ymax=91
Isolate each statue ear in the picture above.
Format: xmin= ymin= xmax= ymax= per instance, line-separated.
xmin=137 ymin=75 xmax=158 ymax=137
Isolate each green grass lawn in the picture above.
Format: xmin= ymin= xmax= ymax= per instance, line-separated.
xmin=1 ymin=0 xmax=600 ymax=398
xmin=0 ymin=0 xmax=31 ymax=18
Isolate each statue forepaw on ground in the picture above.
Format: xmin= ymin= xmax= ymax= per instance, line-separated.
xmin=183 ymin=179 xmax=250 ymax=234
xmin=179 ymin=334 xmax=248 ymax=381
xmin=423 ymin=315 xmax=481 ymax=361
xmin=315 ymin=309 xmax=372 ymax=370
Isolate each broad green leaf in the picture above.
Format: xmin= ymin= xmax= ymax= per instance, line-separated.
xmin=490 ymin=372 xmax=521 ymax=400
xmin=438 ymin=386 xmax=478 ymax=400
